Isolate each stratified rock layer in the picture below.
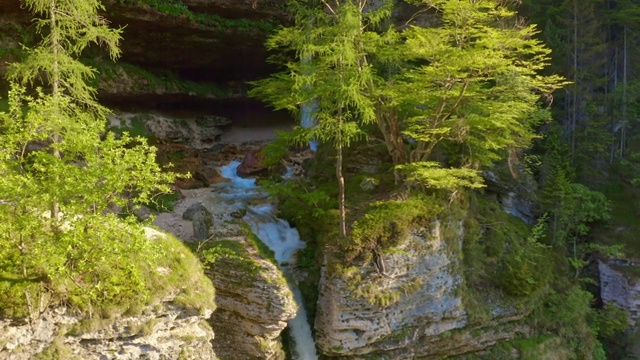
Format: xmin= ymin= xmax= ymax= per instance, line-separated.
xmin=315 ymin=221 xmax=528 ymax=359
xmin=0 ymin=298 xmax=215 ymax=360
xmin=599 ymin=259 xmax=640 ymax=325
xmin=206 ymin=238 xmax=297 ymax=360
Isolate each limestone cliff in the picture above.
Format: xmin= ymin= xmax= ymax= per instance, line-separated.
xmin=0 ymin=228 xmax=217 ymax=360
xmin=152 ymin=187 xmax=298 ymax=360
xmin=315 ymin=220 xmax=529 ymax=359
xmin=205 ymin=238 xmax=297 ymax=359
xmin=0 ymin=0 xmax=288 ymax=106
xmin=0 ymin=303 xmax=215 ymax=360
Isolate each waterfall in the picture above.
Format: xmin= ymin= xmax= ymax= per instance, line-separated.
xmin=216 ymin=161 xmax=318 ymax=360
xmin=301 ymin=100 xmax=318 ymax=152
xmin=301 ymin=50 xmax=318 ymax=152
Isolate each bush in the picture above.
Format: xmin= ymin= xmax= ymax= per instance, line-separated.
xmin=345 ymin=194 xmax=439 ymax=260
xmin=0 ymin=214 xmax=215 ymax=319
xmin=496 ymin=218 xmax=551 ymax=297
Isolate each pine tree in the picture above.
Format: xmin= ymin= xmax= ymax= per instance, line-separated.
xmin=251 ymin=0 xmax=389 ymax=237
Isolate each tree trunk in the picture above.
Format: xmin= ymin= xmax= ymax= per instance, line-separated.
xmin=621 ymin=26 xmax=628 ymax=158
xmin=376 ymin=105 xmax=407 ymax=183
xmin=50 ymin=0 xmax=61 ymax=221
xmin=570 ymin=0 xmax=578 ymax=162
xmin=337 ymin=136 xmax=346 ymax=238
xmin=337 ymin=58 xmax=346 ymax=238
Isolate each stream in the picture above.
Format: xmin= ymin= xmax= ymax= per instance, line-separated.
xmin=216 ymin=161 xmax=319 ymax=360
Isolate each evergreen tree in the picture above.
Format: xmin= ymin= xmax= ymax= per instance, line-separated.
xmin=0 ymin=0 xmax=175 ymax=318
xmin=251 ymin=0 xmax=389 ymax=237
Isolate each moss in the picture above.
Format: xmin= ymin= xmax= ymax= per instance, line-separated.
xmin=34 ymin=337 xmax=81 ymax=360
xmin=147 ymin=232 xmax=216 ymax=315
xmin=86 ymin=59 xmax=234 ymax=99
xmin=245 ymin=230 xmax=278 ymax=268
xmin=68 ymin=318 xmax=115 ymax=336
xmin=147 ymin=190 xmax=183 ymax=212
xmin=118 ymin=0 xmax=279 ymax=34
xmin=343 ymin=193 xmax=441 ymax=261
xmin=139 ymin=318 xmax=162 ymax=336
xmin=201 ymin=239 xmax=260 ymax=278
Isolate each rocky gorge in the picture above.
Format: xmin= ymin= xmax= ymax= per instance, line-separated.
xmin=2 ymin=0 xmax=640 ymax=359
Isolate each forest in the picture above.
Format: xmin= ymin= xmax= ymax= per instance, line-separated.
xmin=1 ymin=0 xmax=639 ymax=359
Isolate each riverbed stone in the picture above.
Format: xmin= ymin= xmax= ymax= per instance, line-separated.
xmin=237 ymin=148 xmax=267 ymax=177
xmin=183 ymin=203 xmax=212 ymax=241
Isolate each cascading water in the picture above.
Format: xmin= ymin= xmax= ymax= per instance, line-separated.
xmin=216 ymin=161 xmax=318 ymax=360
xmin=300 ymin=100 xmax=318 ymax=152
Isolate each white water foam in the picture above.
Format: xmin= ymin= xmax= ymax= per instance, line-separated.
xmin=216 ymin=161 xmax=318 ymax=360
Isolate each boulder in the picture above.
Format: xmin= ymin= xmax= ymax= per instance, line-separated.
xmin=183 ymin=203 xmax=213 ymax=241
xmin=237 ymin=148 xmax=267 ymax=177
xmin=194 ymin=166 xmax=224 ymax=186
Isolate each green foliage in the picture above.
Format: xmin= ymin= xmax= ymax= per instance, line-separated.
xmin=148 ymin=232 xmax=216 ymax=314
xmin=120 ymin=0 xmax=190 ymax=17
xmin=495 ymin=217 xmax=551 ymax=297
xmin=0 ymin=0 xmax=194 ymax=320
xmin=592 ymin=303 xmax=630 ymax=340
xmin=251 ymin=0 xmax=392 ymax=236
xmin=618 ymin=151 xmax=640 ymax=187
xmin=119 ymin=0 xmax=277 ymax=33
xmin=251 ymin=0 xmax=383 ymax=141
xmin=375 ymin=0 xmax=566 ymax=178
xmin=398 ymin=162 xmax=485 ymax=190
xmin=200 ymin=236 xmax=285 ymax=288
xmin=463 ymin=336 xmax=576 ymax=360
xmin=536 ymin=285 xmax=605 ymax=359
xmin=202 ymin=240 xmax=261 ymax=276
xmin=542 ymin=162 xmax=612 ymax=273
xmin=346 ymin=195 xmax=438 ymax=260
xmin=264 ymin=178 xmax=334 ymax=222
xmin=464 ymin=195 xmax=551 ymax=297
xmin=9 ymin=0 xmax=122 ymax=106
xmin=147 ymin=190 xmax=182 ymax=212
xmin=0 ymin=215 xmax=215 ymax=318
xmin=34 ymin=337 xmax=80 ymax=360
xmin=87 ymin=59 xmax=231 ymax=98
xmin=259 ymin=129 xmax=307 ymax=169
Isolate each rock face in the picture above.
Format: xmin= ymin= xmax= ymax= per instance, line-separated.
xmin=0 ymin=300 xmax=215 ymax=360
xmin=237 ymin=148 xmax=267 ymax=177
xmin=0 ymin=0 xmax=288 ymax=103
xmin=105 ymin=0 xmax=287 ymax=83
xmin=206 ymin=238 xmax=297 ymax=360
xmin=183 ymin=202 xmax=213 ymax=240
xmin=152 ymin=189 xmax=298 ymax=359
xmin=109 ymin=112 xmax=231 ymax=149
xmin=599 ymin=259 xmax=640 ymax=325
xmin=315 ymin=221 xmax=528 ymax=359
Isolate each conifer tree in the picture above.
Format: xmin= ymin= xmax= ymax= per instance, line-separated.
xmin=0 ymin=0 xmax=175 ymax=318
xmin=251 ymin=0 xmax=388 ymax=237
